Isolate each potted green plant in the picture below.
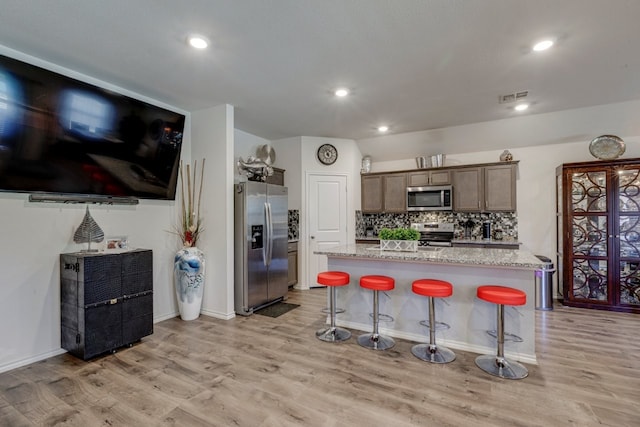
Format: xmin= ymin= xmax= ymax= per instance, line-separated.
xmin=378 ymin=227 xmax=420 ymax=252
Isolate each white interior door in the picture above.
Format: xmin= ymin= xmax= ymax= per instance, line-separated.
xmin=308 ymin=173 xmax=348 ymax=288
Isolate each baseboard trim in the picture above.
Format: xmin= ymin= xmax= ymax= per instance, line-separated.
xmin=201 ymin=308 xmax=235 ymax=320
xmin=0 ymin=348 xmax=67 ymax=374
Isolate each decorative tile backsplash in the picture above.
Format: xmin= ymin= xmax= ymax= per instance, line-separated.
xmin=356 ymin=211 xmax=518 ymax=241
xmin=288 ymin=209 xmax=299 ymax=240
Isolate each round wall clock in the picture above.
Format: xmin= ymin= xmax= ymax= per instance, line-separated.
xmin=317 ymin=144 xmax=338 ymax=165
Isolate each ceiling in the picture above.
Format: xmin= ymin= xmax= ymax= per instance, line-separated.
xmin=1 ymin=0 xmax=640 ymax=155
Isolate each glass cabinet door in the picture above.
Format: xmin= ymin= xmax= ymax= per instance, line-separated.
xmin=562 ymin=162 xmax=640 ymax=313
xmin=617 ymin=169 xmax=640 ymax=306
xmin=556 ymin=174 xmax=563 ymax=297
xmin=569 ymin=171 xmax=609 ymax=302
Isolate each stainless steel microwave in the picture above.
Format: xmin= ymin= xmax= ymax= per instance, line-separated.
xmin=407 ymin=185 xmax=452 ymax=211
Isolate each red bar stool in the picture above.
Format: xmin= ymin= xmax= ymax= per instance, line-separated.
xmin=316 ymin=271 xmax=351 ymax=342
xmin=475 ymin=285 xmax=528 ymax=380
xmin=357 ymin=275 xmax=395 ymax=350
xmin=411 ymin=279 xmax=456 ymax=364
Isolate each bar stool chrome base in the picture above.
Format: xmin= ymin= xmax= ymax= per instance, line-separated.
xmin=475 ymin=355 xmax=529 ymax=380
xmin=321 ymin=307 xmax=345 ymax=314
xmin=357 ymin=333 xmax=395 ymax=351
xmin=486 ymin=330 xmax=523 ymax=342
xmin=411 ymin=343 xmax=456 ymax=364
xmin=369 ymin=313 xmax=394 ymax=322
xmin=316 ymin=326 xmax=351 ymax=342
xmin=419 ymin=319 xmax=450 ymax=331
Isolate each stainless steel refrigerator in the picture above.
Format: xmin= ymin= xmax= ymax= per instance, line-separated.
xmin=234 ymin=181 xmax=289 ymax=315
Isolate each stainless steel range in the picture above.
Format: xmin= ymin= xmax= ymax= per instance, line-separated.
xmin=410 ymin=222 xmax=454 ymax=247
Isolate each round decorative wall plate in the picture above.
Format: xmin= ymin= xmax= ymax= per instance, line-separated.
xmin=317 ymin=143 xmax=338 ymax=165
xmin=589 ymin=135 xmax=625 ymax=160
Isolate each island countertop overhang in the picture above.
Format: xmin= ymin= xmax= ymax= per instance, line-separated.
xmin=315 ymin=244 xmax=547 ymax=270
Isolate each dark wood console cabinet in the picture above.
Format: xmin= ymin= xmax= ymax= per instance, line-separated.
xmin=557 ymin=159 xmax=640 ymax=313
xmin=60 ymin=249 xmax=153 ymax=359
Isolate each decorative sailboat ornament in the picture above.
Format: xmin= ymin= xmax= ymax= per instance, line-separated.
xmin=73 ymin=206 xmax=104 ymax=252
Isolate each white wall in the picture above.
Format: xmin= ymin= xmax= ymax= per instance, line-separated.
xmin=0 ymin=195 xmax=188 ymax=372
xmin=236 ymin=132 xmax=303 ymax=211
xmin=359 ymin=99 xmax=640 ymax=161
xmin=271 ymin=137 xmax=302 ymax=210
xmin=298 ymin=137 xmax=362 ymax=288
xmin=366 ymin=102 xmax=640 ymax=263
xmin=192 ymin=105 xmax=236 ymax=319
xmin=5 ymin=43 xmax=639 ymax=374
xmin=0 ymin=46 xmax=237 ymax=373
xmin=234 ymin=129 xmax=271 ymax=183
xmin=0 ymin=196 xmax=195 ymax=373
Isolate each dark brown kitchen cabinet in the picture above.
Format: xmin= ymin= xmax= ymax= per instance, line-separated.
xmin=407 ymin=170 xmax=451 ymax=186
xmin=361 ymin=173 xmax=407 ymax=213
xmin=558 ymin=159 xmax=640 ymax=313
xmin=60 ymin=249 xmax=154 ymax=359
xmin=265 ymin=167 xmax=285 ymax=186
xmin=383 ymin=173 xmax=407 ymax=212
xmin=452 ymin=167 xmax=483 ymax=211
xmin=485 ymin=164 xmax=517 ymax=211
xmin=452 ymin=163 xmax=517 ymax=212
xmin=361 ymin=175 xmax=383 ymax=212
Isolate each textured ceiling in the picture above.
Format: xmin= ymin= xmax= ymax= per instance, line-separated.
xmin=1 ymin=0 xmax=639 ymax=156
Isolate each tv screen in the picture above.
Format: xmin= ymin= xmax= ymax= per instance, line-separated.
xmin=0 ymin=53 xmax=185 ymax=201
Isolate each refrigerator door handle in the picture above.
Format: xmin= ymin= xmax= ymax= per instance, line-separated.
xmin=263 ymin=202 xmax=269 ymax=266
xmin=264 ymin=201 xmax=273 ymax=266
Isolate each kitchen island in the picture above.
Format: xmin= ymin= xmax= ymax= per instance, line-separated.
xmin=315 ymin=244 xmax=547 ymax=363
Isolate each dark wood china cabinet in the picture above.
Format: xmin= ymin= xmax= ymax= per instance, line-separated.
xmin=557 ymin=158 xmax=640 ymax=313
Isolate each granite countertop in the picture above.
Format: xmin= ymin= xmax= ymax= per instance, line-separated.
xmin=315 ymin=243 xmax=546 ymax=269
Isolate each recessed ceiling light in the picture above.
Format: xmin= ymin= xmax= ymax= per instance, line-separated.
xmin=334 ymin=88 xmax=349 ymax=97
xmin=514 ymin=103 xmax=529 ymax=111
xmin=377 ymin=125 xmax=389 ymax=133
xmin=188 ymin=36 xmax=209 ymax=49
xmin=532 ymin=39 xmax=554 ymax=52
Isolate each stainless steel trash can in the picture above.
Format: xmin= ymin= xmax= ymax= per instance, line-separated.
xmin=535 ymin=255 xmax=555 ymax=311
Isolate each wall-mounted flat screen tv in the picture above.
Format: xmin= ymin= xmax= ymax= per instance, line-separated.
xmin=0 ymin=53 xmax=185 ymax=201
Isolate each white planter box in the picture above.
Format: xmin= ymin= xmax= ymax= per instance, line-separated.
xmin=380 ymin=240 xmax=418 ymax=252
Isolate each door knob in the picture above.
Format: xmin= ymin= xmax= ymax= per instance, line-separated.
xmin=310 ymin=236 xmax=315 ymax=239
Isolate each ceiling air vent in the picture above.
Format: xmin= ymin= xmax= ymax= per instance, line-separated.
xmin=499 ymin=90 xmax=529 ymax=104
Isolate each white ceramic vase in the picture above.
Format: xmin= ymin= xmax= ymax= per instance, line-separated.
xmin=174 ymin=247 xmax=205 ymax=321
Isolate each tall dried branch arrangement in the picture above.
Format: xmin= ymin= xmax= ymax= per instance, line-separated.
xmin=178 ymin=159 xmax=206 ymax=247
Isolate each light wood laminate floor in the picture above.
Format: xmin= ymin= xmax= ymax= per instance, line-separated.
xmin=1 ymin=288 xmax=638 ymax=426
